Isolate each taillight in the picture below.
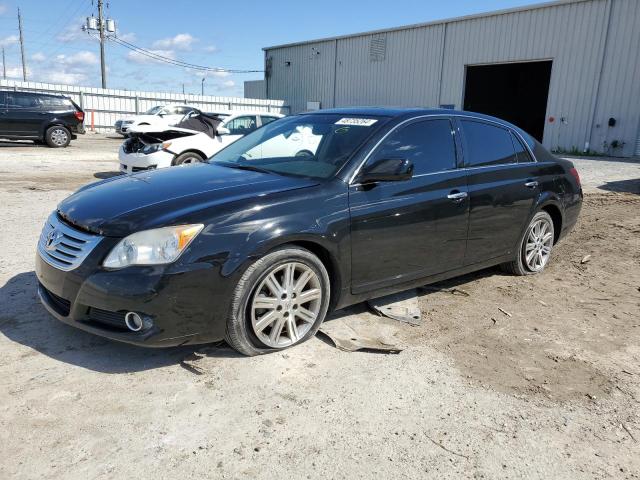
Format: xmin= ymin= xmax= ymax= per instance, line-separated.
xmin=74 ymin=110 xmax=85 ymax=122
xmin=569 ymin=167 xmax=581 ymax=187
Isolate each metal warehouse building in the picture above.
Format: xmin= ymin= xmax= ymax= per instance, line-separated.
xmin=258 ymin=0 xmax=640 ymax=157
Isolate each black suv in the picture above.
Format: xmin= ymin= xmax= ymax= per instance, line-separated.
xmin=0 ymin=90 xmax=85 ymax=147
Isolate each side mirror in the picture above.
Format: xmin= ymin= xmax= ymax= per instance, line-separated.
xmin=357 ymin=158 xmax=414 ymax=184
xmin=217 ymin=126 xmax=231 ymax=136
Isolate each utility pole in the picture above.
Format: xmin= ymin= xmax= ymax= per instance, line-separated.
xmin=97 ymin=0 xmax=107 ymax=88
xmin=17 ymin=7 xmax=27 ymax=81
xmin=2 ymin=48 xmax=6 ymax=79
xmin=201 ymin=78 xmax=205 ymax=96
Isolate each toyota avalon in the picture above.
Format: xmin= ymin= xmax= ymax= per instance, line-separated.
xmin=35 ymin=108 xmax=582 ymax=355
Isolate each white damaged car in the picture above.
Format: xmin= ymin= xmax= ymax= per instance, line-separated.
xmin=119 ymin=111 xmax=286 ymax=173
xmin=114 ymin=104 xmax=201 ymax=136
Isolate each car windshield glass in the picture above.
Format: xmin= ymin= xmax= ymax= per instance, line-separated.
xmin=209 ymin=114 xmax=386 ymax=179
xmin=144 ymin=106 xmax=163 ymax=115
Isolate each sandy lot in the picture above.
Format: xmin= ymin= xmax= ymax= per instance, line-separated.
xmin=0 ymin=135 xmax=639 ymax=479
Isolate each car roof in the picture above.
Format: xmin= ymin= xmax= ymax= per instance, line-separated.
xmin=0 ymin=89 xmax=68 ymax=98
xmin=301 ymin=107 xmax=533 ymax=141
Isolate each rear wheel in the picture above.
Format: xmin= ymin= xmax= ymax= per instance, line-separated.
xmin=45 ymin=126 xmax=71 ymax=148
xmin=502 ymin=211 xmax=554 ymax=275
xmin=172 ymin=152 xmax=204 ymax=166
xmin=225 ymin=247 xmax=330 ymax=356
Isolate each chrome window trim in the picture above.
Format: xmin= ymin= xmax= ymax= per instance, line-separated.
xmin=348 ymin=113 xmax=538 ymax=185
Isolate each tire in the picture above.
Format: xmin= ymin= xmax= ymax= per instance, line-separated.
xmin=225 ymin=246 xmax=331 ymax=356
xmin=172 ymin=152 xmax=204 ymax=166
xmin=295 ymin=149 xmax=314 ymax=158
xmin=45 ymin=126 xmax=71 ymax=148
xmin=501 ymin=211 xmax=555 ymax=276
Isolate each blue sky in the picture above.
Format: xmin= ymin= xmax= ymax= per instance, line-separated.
xmin=1 ymin=0 xmax=540 ymax=96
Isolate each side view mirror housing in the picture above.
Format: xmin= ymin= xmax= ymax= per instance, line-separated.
xmin=217 ymin=126 xmax=231 ymax=136
xmin=357 ymin=158 xmax=414 ymax=184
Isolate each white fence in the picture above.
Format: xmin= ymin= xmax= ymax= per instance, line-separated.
xmin=0 ymin=79 xmax=290 ymax=133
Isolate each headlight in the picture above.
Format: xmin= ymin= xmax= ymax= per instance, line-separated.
xmin=142 ymin=143 xmax=161 ymax=154
xmin=103 ymin=224 xmax=204 ymax=269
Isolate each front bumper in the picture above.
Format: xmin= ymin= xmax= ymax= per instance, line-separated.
xmin=35 ymin=231 xmax=229 ymax=347
xmin=119 ymin=146 xmax=174 ymax=174
xmin=115 ymin=122 xmax=132 ymax=134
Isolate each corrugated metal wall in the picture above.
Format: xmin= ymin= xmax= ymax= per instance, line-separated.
xmin=244 ymin=80 xmax=266 ymax=99
xmin=265 ymin=0 xmax=640 ymax=157
xmin=0 ymin=79 xmax=290 ymax=133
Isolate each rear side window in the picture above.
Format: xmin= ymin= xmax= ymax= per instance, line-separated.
xmin=510 ymin=132 xmax=534 ymax=163
xmin=39 ymin=96 xmax=73 ymax=108
xmin=370 ymin=119 xmax=457 ymax=175
xmin=460 ymin=120 xmax=517 ymax=167
xmin=6 ymin=92 xmax=41 ymax=108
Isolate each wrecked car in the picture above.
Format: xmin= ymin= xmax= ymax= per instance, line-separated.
xmin=118 ymin=111 xmax=284 ymax=173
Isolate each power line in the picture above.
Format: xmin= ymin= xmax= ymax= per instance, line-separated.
xmin=104 ymin=34 xmax=263 ymax=73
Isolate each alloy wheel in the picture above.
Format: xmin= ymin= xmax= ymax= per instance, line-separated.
xmin=524 ymin=217 xmax=553 ymax=271
xmin=50 ymin=128 xmax=68 ymax=146
xmin=250 ymin=262 xmax=322 ymax=348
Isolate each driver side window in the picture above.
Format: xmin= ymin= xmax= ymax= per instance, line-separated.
xmin=369 ymin=119 xmax=457 ymax=175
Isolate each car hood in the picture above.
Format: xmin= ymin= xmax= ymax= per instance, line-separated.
xmin=57 ymin=164 xmax=319 ymax=237
xmin=127 ymin=124 xmax=199 ymax=136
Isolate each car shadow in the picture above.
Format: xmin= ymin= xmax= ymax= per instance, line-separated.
xmin=598 ymin=178 xmax=640 ymax=194
xmin=94 ymin=171 xmax=123 ymax=179
xmin=0 ymin=271 xmax=242 ymax=373
xmin=0 ymin=140 xmax=40 ymax=148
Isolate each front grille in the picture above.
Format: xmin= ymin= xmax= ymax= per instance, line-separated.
xmin=132 ymin=165 xmax=156 ymax=172
xmin=38 ymin=213 xmax=103 ymax=271
xmin=88 ymin=307 xmax=128 ymax=331
xmin=39 ymin=283 xmax=71 ymax=316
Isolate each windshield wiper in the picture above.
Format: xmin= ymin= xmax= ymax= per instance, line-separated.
xmin=216 ymin=162 xmax=272 ymax=174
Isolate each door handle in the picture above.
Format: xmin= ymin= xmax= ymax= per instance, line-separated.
xmin=524 ymin=180 xmax=539 ymax=188
xmin=447 ymin=191 xmax=468 ymax=201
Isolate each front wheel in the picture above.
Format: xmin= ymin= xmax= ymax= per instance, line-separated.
xmin=502 ymin=211 xmax=555 ymax=275
xmin=173 ymin=152 xmax=204 ymax=166
xmin=225 ymin=247 xmax=330 ymax=356
xmin=45 ymin=126 xmax=71 ymax=148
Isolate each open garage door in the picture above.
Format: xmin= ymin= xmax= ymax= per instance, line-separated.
xmin=463 ymin=61 xmax=552 ymax=142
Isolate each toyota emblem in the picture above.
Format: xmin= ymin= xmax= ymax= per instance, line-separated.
xmin=45 ymin=230 xmax=63 ymax=251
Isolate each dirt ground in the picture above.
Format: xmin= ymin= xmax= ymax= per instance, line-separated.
xmin=0 ymin=134 xmax=639 ymax=479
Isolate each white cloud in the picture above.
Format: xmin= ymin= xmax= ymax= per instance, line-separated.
xmin=46 ymin=71 xmax=88 ymax=85
xmin=204 ymin=45 xmax=218 ymax=53
xmin=221 ymin=80 xmax=235 ymax=88
xmin=57 ymin=20 xmax=95 ymax=43
xmin=55 ymin=51 xmax=98 ymax=69
xmin=4 ymin=66 xmax=29 ymax=79
xmin=31 ymin=52 xmax=46 ymax=62
xmin=117 ymin=32 xmax=137 ymax=42
xmin=153 ymin=33 xmax=195 ymax=51
xmin=194 ymin=69 xmax=231 ymax=79
xmin=0 ymin=34 xmax=18 ymax=48
xmin=127 ymin=49 xmax=175 ymax=64
xmin=0 ymin=4 xmax=7 ymax=15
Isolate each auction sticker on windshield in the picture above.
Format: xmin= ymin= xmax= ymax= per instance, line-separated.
xmin=335 ymin=118 xmax=378 ymax=126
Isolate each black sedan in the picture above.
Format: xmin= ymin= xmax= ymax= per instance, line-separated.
xmin=35 ymin=108 xmax=582 ymax=355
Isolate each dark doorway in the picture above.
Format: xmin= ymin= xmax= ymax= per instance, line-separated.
xmin=463 ymin=61 xmax=552 ymax=142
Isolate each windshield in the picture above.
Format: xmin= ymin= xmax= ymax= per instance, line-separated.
xmin=144 ymin=106 xmax=164 ymax=115
xmin=209 ymin=114 xmax=386 ymax=179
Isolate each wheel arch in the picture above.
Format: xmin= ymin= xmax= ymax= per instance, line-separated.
xmin=540 ymin=203 xmax=563 ymax=244
xmin=41 ymin=122 xmax=70 ymax=139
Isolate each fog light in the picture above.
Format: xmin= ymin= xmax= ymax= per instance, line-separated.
xmin=125 ymin=311 xmax=144 ymax=332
